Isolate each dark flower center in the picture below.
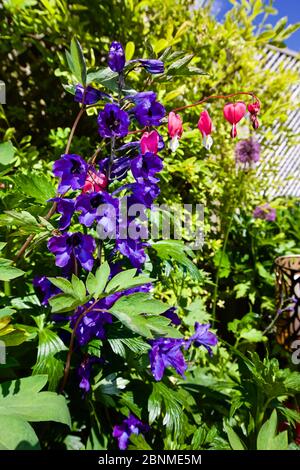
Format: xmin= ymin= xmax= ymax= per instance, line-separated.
xmin=90 ymin=194 xmax=103 ymax=209
xmin=106 ymin=111 xmax=120 ymax=131
xmin=69 ymin=234 xmax=81 ymax=247
xmin=71 ymin=159 xmax=81 ymax=174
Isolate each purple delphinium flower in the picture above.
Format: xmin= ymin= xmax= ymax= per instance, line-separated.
xmin=75 ymin=191 xmax=118 ymax=231
xmin=47 ymin=232 xmax=96 ymax=271
xmin=113 ymin=414 xmax=150 ymax=450
xmin=130 ymin=182 xmax=160 ymax=207
xmin=108 ymin=41 xmax=125 ymax=73
xmin=78 ymin=355 xmax=103 ymax=393
xmin=127 ymin=91 xmax=157 ymax=104
xmin=50 ymin=197 xmax=75 ymax=230
xmin=53 ymin=154 xmax=88 ymax=194
xmin=253 ymin=203 xmax=276 ymax=222
xmin=116 ymin=237 xmax=148 ymax=269
xmin=235 ymin=137 xmax=260 ymax=166
xmin=74 ymin=84 xmax=110 ymax=105
xmin=133 ymin=96 xmax=166 ymax=127
xmin=98 ymin=103 xmax=130 ymax=138
xmin=131 ymin=153 xmax=163 ymax=184
xmin=71 ymin=302 xmax=113 ymax=346
xmin=162 ymin=307 xmax=181 ymax=326
xmin=149 ymin=337 xmax=187 ymax=381
xmin=185 ymin=323 xmax=218 ymax=356
xmin=33 ymin=275 xmax=60 ymax=306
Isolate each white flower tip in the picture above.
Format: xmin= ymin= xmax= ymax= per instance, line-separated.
xmin=203 ymin=135 xmax=213 ymax=151
xmin=169 ymin=136 xmax=179 ymax=152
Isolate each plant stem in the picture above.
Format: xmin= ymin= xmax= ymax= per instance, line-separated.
xmin=60 ymin=299 xmax=103 ymax=393
xmin=172 ymin=91 xmax=259 ymax=113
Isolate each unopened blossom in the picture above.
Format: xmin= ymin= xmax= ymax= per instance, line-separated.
xmin=235 ymin=137 xmax=260 ymax=167
xmin=149 ymin=337 xmax=187 ymax=381
xmin=140 ymin=130 xmax=159 ymax=154
xmin=198 ymin=110 xmax=213 ymax=150
xmin=113 ymin=414 xmax=150 ymax=450
xmin=253 ymin=203 xmax=276 ymax=222
xmin=108 ymin=41 xmax=125 ymax=73
xmin=74 ymin=84 xmax=110 ymax=105
xmin=162 ymin=307 xmax=181 ymax=325
xmin=78 ymin=356 xmax=103 ymax=393
xmin=82 ymin=171 xmax=108 ymax=193
xmin=185 ymin=323 xmax=218 ymax=356
xmin=48 ymin=232 xmax=96 ymax=271
xmin=98 ymin=103 xmax=130 ymax=138
xmin=53 ymin=154 xmax=88 ymax=194
xmin=168 ymin=112 xmax=183 ymax=152
xmin=248 ymin=101 xmax=260 ymax=130
xmin=223 ymin=102 xmax=247 ymax=138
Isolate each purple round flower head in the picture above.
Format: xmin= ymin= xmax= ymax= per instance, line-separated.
xmin=149 ymin=337 xmax=187 ymax=381
xmin=74 ymin=84 xmax=110 ymax=105
xmin=133 ymin=96 xmax=166 ymax=127
xmin=75 ymin=191 xmax=118 ymax=231
xmin=235 ymin=137 xmax=260 ymax=165
xmin=185 ymin=323 xmax=218 ymax=356
xmin=131 ymin=152 xmax=163 ymax=184
xmin=47 ymin=232 xmax=96 ymax=272
xmin=33 ymin=276 xmax=60 ymax=306
xmin=113 ymin=414 xmax=150 ymax=450
xmin=98 ymin=103 xmax=130 ymax=138
xmin=162 ymin=307 xmax=181 ymax=326
xmin=53 ymin=154 xmax=88 ymax=194
xmin=116 ymin=237 xmax=148 ymax=269
xmin=50 ymin=197 xmax=75 ymax=230
xmin=78 ymin=355 xmax=103 ymax=393
xmin=108 ymin=41 xmax=125 ymax=73
xmin=137 ymin=59 xmax=164 ymax=74
xmin=253 ymin=203 xmax=276 ymax=222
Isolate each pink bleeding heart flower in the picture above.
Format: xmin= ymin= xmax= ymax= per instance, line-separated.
xmin=140 ymin=130 xmax=159 ymax=154
xmin=198 ymin=110 xmax=213 ymax=150
xmin=82 ymin=171 xmax=108 ymax=193
xmin=223 ymin=101 xmax=247 ymax=138
xmin=168 ymin=111 xmax=183 ymax=152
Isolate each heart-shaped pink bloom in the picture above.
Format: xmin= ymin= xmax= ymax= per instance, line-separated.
xmin=140 ymin=130 xmax=159 ymax=154
xmin=223 ymin=102 xmax=247 ymax=125
xmin=198 ymin=110 xmax=212 ymax=136
xmin=168 ymin=112 xmax=183 ymax=138
xmin=82 ymin=171 xmax=108 ymax=193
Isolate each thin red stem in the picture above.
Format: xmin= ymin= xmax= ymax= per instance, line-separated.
xmin=172 ymin=91 xmax=259 ymax=113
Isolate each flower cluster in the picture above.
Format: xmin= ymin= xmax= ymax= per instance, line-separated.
xmin=253 ymin=203 xmax=276 ymax=222
xmin=167 ymin=98 xmax=260 ymax=152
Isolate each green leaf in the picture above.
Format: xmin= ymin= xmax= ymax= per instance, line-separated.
xmin=71 ymin=274 xmax=86 ymax=301
xmin=0 ymin=415 xmax=40 ymax=450
xmin=0 ymin=263 xmax=24 ymax=281
xmin=110 ymin=293 xmax=169 ymax=315
xmin=257 ymin=410 xmax=287 ymax=450
xmin=14 ymin=173 xmax=56 ymax=204
xmin=70 ymin=37 xmax=87 ymax=85
xmin=148 ymin=382 xmax=184 ymax=436
xmin=151 ymin=240 xmax=201 ymax=281
xmin=0 ymin=210 xmax=40 ymax=233
xmin=125 ymin=41 xmax=135 ymax=61
xmin=94 ymin=261 xmax=110 ymax=298
xmin=86 ymin=272 xmax=97 ymax=296
xmin=224 ymin=423 xmax=246 ymax=450
xmin=167 ymin=54 xmax=194 ymax=73
xmin=0 ymin=307 xmax=15 ymax=319
xmin=128 ymin=433 xmax=152 ymax=450
xmin=48 ymin=293 xmax=83 ymax=313
xmin=105 ymin=268 xmax=137 ymax=292
xmin=48 ymin=277 xmax=73 ymax=295
xmin=0 ymin=376 xmax=71 ymax=426
xmin=240 ymin=328 xmax=266 ymax=343
xmin=0 ymin=141 xmax=16 ymax=165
